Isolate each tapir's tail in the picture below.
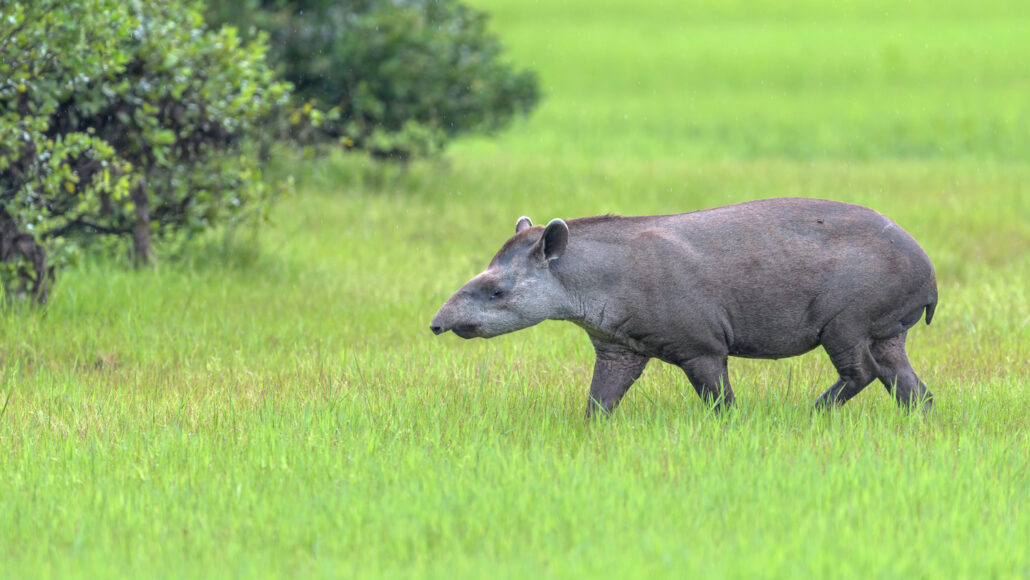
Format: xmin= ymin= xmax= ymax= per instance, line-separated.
xmin=925 ymin=298 xmax=937 ymax=325
xmin=923 ymin=267 xmax=938 ymax=325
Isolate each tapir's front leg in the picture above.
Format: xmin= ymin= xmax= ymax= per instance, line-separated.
xmin=585 ymin=341 xmax=650 ymax=417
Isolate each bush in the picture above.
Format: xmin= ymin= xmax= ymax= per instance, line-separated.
xmin=0 ymin=0 xmax=291 ymax=303
xmin=207 ymin=0 xmax=540 ymax=160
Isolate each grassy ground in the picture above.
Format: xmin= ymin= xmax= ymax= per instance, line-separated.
xmin=3 ymin=0 xmax=1030 ymax=577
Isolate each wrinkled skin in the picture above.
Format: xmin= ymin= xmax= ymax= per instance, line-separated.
xmin=431 ymin=198 xmax=938 ymax=416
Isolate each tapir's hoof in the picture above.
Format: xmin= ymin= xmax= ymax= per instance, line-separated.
xmin=585 ymin=399 xmax=613 ymax=418
xmin=902 ymin=393 xmax=934 ymax=414
xmin=812 ymin=393 xmax=842 ymax=411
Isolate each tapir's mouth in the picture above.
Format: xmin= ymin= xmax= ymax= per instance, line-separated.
xmin=451 ymin=324 xmax=481 ymax=339
xmin=429 ymin=319 xmax=481 ymax=338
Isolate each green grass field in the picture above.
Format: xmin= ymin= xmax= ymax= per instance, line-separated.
xmin=3 ymin=0 xmax=1030 ymax=577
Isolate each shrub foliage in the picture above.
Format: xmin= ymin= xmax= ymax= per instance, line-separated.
xmin=0 ymin=0 xmax=289 ymax=302
xmin=208 ymin=0 xmax=540 ymax=160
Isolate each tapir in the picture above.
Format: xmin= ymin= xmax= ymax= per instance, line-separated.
xmin=430 ymin=198 xmax=938 ymax=415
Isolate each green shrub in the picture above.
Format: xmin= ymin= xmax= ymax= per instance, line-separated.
xmin=0 ymin=0 xmax=291 ymax=303
xmin=208 ymin=0 xmax=540 ymax=160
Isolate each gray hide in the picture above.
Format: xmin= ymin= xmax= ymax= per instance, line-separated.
xmin=430 ymin=198 xmax=938 ymax=416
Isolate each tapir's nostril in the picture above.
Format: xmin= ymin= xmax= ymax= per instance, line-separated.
xmin=430 ymin=324 xmax=443 ymax=335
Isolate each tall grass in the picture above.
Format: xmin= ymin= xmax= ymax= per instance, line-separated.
xmin=2 ymin=0 xmax=1030 ymax=577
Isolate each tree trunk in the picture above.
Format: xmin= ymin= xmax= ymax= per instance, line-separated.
xmin=0 ymin=208 xmax=52 ymax=305
xmin=131 ymin=184 xmax=152 ymax=266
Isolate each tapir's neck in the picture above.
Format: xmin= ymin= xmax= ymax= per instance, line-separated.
xmin=548 ymin=236 xmax=646 ymax=343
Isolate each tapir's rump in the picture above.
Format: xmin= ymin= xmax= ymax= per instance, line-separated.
xmin=431 ymin=198 xmax=937 ymax=415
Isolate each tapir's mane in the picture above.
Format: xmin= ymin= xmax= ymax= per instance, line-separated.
xmin=489 ymin=214 xmax=630 ymax=266
xmin=490 ymin=230 xmax=538 ymax=266
xmin=567 ymin=213 xmax=622 ymax=226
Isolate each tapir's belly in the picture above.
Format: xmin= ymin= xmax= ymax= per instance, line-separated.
xmin=721 ymin=293 xmax=829 ymax=359
xmin=634 ymin=271 xmax=844 ymax=363
xmin=726 ymin=335 xmax=822 ymax=359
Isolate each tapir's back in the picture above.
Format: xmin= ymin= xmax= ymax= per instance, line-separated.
xmin=569 ymin=198 xmax=932 ymax=287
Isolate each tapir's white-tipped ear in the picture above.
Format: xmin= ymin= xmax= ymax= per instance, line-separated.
xmin=535 ymin=218 xmax=568 ymax=262
xmin=515 ymin=216 xmax=533 ymax=233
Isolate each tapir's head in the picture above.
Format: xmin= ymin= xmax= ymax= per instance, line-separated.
xmin=430 ymin=216 xmax=570 ymax=339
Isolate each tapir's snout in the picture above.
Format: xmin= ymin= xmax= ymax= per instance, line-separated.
xmin=431 ymin=300 xmax=483 ymax=339
xmin=429 ymin=311 xmax=448 ymax=336
xmin=430 ymin=301 xmax=458 ymax=336
xmin=430 ymin=298 xmax=451 ymax=336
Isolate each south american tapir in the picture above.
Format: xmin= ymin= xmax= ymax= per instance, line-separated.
xmin=430 ymin=198 xmax=937 ymax=416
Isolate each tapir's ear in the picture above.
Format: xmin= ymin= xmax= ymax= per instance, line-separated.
xmin=515 ymin=216 xmax=533 ymax=233
xmin=533 ymin=218 xmax=568 ymax=262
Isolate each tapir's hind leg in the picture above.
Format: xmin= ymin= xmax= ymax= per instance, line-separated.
xmin=871 ymin=331 xmax=933 ymax=411
xmin=814 ymin=339 xmax=878 ymax=409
